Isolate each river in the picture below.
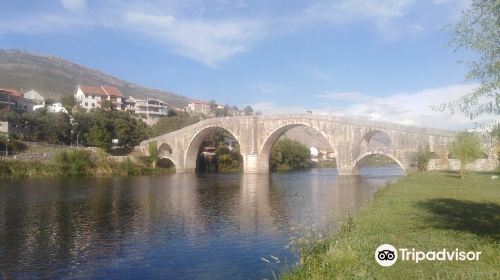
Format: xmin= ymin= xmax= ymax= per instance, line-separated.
xmin=0 ymin=167 xmax=403 ymax=279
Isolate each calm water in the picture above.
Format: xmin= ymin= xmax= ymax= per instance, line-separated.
xmin=0 ymin=167 xmax=402 ymax=279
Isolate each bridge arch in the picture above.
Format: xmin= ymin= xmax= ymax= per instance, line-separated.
xmin=156 ymin=157 xmax=177 ymax=170
xmin=184 ymin=125 xmax=243 ymax=173
xmin=257 ymin=122 xmax=335 ymax=172
xmin=158 ymin=142 xmax=173 ymax=157
xmin=351 ymin=150 xmax=405 ymax=175
xmin=359 ymin=129 xmax=393 ymax=147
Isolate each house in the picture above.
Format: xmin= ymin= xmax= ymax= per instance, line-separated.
xmin=23 ymin=89 xmax=45 ymax=105
xmin=0 ymin=88 xmax=33 ymax=112
xmin=74 ymin=85 xmax=124 ymax=110
xmin=47 ymin=103 xmax=69 ymax=114
xmin=125 ymin=96 xmax=168 ymax=117
xmin=186 ymin=101 xmax=212 ymax=115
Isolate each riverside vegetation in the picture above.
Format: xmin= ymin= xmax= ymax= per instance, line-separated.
xmin=0 ymin=149 xmax=174 ymax=179
xmin=280 ymin=170 xmax=500 ymax=279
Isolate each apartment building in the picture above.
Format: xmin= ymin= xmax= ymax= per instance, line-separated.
xmin=125 ymin=96 xmax=168 ymax=117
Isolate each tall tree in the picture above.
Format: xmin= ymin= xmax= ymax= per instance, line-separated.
xmin=449 ymin=132 xmax=484 ymax=179
xmin=438 ymin=0 xmax=500 ymax=118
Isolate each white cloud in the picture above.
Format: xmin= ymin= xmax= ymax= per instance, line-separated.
xmin=124 ymin=12 xmax=265 ymax=66
xmin=60 ymin=0 xmax=87 ymax=13
xmin=0 ymin=0 xmax=470 ymax=64
xmin=301 ymin=0 xmax=416 ymax=25
xmin=253 ymin=84 xmax=496 ymax=130
xmin=0 ymin=14 xmax=88 ymax=34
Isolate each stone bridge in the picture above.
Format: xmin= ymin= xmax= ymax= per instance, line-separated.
xmin=138 ymin=114 xmax=498 ymax=175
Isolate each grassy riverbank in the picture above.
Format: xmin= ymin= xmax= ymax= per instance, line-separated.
xmin=0 ymin=151 xmax=174 ymax=179
xmin=281 ymin=170 xmax=500 ymax=279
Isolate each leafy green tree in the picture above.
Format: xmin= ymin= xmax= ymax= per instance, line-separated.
xmin=449 ymin=132 xmax=484 ymax=179
xmin=150 ymin=113 xmax=201 ymax=137
xmin=148 ymin=141 xmax=159 ymax=166
xmin=60 ymin=95 xmax=77 ymax=113
xmin=86 ymin=124 xmax=112 ymax=150
xmin=270 ymin=138 xmax=311 ymax=170
xmin=100 ymin=100 xmax=116 ymax=111
xmin=214 ymin=107 xmax=229 ymax=117
xmin=438 ymin=0 xmax=499 ymax=118
xmin=243 ymin=105 xmax=254 ymax=116
xmin=491 ymin=123 xmax=500 ymax=161
xmin=415 ymin=146 xmax=432 ymax=172
xmin=43 ymin=113 xmax=72 ymax=144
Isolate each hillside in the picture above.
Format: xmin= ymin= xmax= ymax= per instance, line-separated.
xmin=0 ymin=50 xmax=192 ymax=107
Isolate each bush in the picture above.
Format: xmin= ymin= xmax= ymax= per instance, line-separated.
xmin=415 ymin=146 xmax=432 ymax=172
xmin=54 ymin=149 xmax=92 ymax=176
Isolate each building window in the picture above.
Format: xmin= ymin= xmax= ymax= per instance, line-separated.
xmin=92 ymin=95 xmax=95 ymax=99
xmin=92 ymin=103 xmax=95 ymax=107
xmin=85 ymin=102 xmax=88 ymax=107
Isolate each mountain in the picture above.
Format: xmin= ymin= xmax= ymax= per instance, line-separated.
xmin=0 ymin=50 xmax=192 ymax=107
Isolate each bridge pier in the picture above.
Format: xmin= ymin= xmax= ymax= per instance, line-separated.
xmin=243 ymin=154 xmax=259 ymax=173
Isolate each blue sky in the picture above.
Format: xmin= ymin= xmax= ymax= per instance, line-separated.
xmin=0 ymin=0 xmax=495 ymax=129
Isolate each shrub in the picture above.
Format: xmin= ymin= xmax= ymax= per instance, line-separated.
xmin=415 ymin=146 xmax=432 ymax=172
xmin=54 ymin=149 xmax=92 ymax=176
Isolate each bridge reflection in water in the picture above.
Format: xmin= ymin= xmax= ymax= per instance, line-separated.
xmin=0 ymin=167 xmax=402 ymax=279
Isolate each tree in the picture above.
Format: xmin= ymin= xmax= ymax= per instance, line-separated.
xmin=100 ymin=100 xmax=116 ymax=111
xmin=270 ymin=138 xmax=311 ymax=170
xmin=491 ymin=123 xmax=500 ymax=161
xmin=438 ymin=0 xmax=499 ymax=118
xmin=415 ymin=146 xmax=432 ymax=172
xmin=243 ymin=105 xmax=254 ymax=116
xmin=449 ymin=132 xmax=483 ymax=179
xmin=214 ymin=105 xmax=229 ymax=117
xmin=60 ymin=95 xmax=76 ymax=113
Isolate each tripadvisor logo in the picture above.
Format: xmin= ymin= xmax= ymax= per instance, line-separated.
xmin=375 ymin=244 xmax=481 ymax=267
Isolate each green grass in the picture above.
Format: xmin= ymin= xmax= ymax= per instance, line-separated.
xmin=281 ymin=170 xmax=500 ymax=280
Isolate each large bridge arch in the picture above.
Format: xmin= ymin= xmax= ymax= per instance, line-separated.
xmin=257 ymin=122 xmax=336 ymax=172
xmin=351 ymin=150 xmax=406 ymax=175
xmin=184 ymin=124 xmax=244 ymax=173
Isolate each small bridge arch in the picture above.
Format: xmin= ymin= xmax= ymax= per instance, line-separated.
xmin=351 ymin=149 xmax=406 ymax=175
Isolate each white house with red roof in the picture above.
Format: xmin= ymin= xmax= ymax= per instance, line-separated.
xmin=74 ymin=85 xmax=124 ymax=110
xmin=186 ymin=100 xmax=212 ymax=115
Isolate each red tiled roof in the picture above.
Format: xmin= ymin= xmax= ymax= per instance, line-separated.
xmin=101 ymin=86 xmax=123 ymax=97
xmin=79 ymin=86 xmax=107 ymax=96
xmin=191 ymin=100 xmax=210 ymax=105
xmin=78 ymin=85 xmax=124 ymax=98
xmin=0 ymin=88 xmax=22 ymax=97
